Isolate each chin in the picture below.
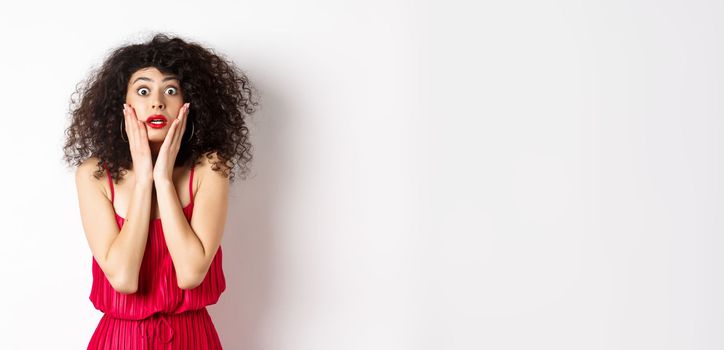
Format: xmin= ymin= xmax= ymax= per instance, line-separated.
xmin=147 ymin=135 xmax=167 ymax=142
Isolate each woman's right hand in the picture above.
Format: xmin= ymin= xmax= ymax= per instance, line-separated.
xmin=123 ymin=104 xmax=154 ymax=184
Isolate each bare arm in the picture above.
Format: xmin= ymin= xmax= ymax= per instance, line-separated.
xmin=76 ymin=158 xmax=153 ymax=294
xmin=156 ymin=156 xmax=229 ymax=290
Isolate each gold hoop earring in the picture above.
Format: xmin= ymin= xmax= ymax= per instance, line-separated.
xmin=120 ymin=119 xmax=128 ymax=143
xmin=184 ymin=121 xmax=195 ymax=143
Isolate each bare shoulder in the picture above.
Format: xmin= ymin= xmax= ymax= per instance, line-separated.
xmin=75 ymin=156 xmax=108 ymax=199
xmin=196 ymin=151 xmax=230 ymax=179
xmin=76 ymin=157 xmax=104 ymax=184
xmin=196 ymin=152 xmax=230 ymax=190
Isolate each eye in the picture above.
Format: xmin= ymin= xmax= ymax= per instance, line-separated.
xmin=165 ymin=87 xmax=178 ymax=95
xmin=137 ymin=87 xmax=150 ymax=96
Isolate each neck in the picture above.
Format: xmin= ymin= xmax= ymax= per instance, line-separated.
xmin=149 ymin=141 xmax=162 ymax=164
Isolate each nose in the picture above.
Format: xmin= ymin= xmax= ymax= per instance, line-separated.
xmin=151 ymin=94 xmax=166 ymax=110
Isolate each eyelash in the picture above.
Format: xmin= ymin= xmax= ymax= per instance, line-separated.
xmin=137 ymin=86 xmax=179 ymax=96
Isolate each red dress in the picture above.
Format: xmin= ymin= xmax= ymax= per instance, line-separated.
xmin=88 ymin=164 xmax=226 ymax=349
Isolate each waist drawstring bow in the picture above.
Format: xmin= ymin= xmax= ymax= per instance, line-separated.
xmin=138 ymin=313 xmax=175 ymax=345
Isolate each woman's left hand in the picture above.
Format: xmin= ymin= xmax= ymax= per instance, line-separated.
xmin=153 ymin=102 xmax=190 ymax=183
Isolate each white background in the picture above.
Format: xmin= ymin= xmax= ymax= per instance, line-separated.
xmin=0 ymin=0 xmax=722 ymax=349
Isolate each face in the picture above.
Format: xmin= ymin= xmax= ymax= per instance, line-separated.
xmin=125 ymin=67 xmax=184 ymax=141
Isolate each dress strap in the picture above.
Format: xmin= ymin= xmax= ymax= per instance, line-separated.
xmin=189 ymin=164 xmax=195 ymax=204
xmin=103 ymin=162 xmax=114 ymax=204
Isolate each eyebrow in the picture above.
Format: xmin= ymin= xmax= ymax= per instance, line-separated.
xmin=131 ymin=76 xmax=179 ymax=85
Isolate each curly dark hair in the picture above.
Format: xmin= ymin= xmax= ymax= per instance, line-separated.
xmin=62 ymin=33 xmax=259 ymax=183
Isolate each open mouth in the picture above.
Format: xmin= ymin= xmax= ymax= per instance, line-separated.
xmin=146 ymin=115 xmax=168 ymax=128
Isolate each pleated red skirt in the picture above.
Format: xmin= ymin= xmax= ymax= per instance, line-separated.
xmin=87 ymin=308 xmax=222 ymax=349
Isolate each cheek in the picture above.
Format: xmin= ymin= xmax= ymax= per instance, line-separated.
xmin=125 ymin=93 xmax=138 ymax=106
xmin=125 ymin=97 xmax=148 ymax=110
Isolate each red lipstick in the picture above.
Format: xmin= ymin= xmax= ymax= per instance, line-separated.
xmin=145 ymin=115 xmax=168 ymax=129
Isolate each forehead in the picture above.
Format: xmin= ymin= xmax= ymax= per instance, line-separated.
xmin=129 ymin=67 xmax=177 ymax=81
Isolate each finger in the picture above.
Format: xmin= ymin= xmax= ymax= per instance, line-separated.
xmin=172 ymin=118 xmax=182 ymax=147
xmin=161 ymin=117 xmax=178 ymax=152
xmin=123 ymin=104 xmax=135 ymax=143
xmin=172 ymin=113 xmax=184 ymax=147
xmin=174 ymin=103 xmax=189 ymax=146
xmin=130 ymin=105 xmax=146 ymax=146
xmin=167 ymin=104 xmax=185 ymax=149
xmin=132 ymin=114 xmax=143 ymax=148
xmin=174 ymin=117 xmax=183 ymax=148
xmin=125 ymin=104 xmax=144 ymax=150
xmin=179 ymin=104 xmax=189 ymax=143
xmin=137 ymin=119 xmax=149 ymax=145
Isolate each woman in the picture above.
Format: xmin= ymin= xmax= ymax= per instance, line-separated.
xmin=63 ymin=33 xmax=258 ymax=349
